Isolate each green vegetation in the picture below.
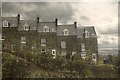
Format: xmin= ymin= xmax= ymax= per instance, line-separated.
xmin=2 ymin=50 xmax=118 ymax=78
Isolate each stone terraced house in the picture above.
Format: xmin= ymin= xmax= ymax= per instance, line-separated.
xmin=1 ymin=14 xmax=98 ymax=62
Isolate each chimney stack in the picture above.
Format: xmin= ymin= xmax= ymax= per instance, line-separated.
xmin=17 ymin=14 xmax=20 ymax=24
xmin=55 ymin=18 xmax=58 ymax=26
xmin=37 ymin=17 xmax=39 ymax=23
xmin=74 ymin=22 xmax=77 ymax=28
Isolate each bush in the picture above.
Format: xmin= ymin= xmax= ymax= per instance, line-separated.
xmin=2 ymin=52 xmax=31 ymax=78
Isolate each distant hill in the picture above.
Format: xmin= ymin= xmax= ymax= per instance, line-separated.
xmin=98 ymin=48 xmax=118 ymax=56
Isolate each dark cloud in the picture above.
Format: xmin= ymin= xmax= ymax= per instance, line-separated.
xmin=80 ymin=15 xmax=90 ymax=21
xmin=2 ymin=2 xmax=74 ymax=23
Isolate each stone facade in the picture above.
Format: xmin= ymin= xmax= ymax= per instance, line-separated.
xmin=1 ymin=14 xmax=98 ymax=62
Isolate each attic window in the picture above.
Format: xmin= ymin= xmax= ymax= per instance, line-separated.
xmin=23 ymin=23 xmax=29 ymax=31
xmin=43 ymin=26 xmax=49 ymax=32
xmin=63 ymin=29 xmax=69 ymax=36
xmin=3 ymin=20 xmax=8 ymax=27
xmin=85 ymin=30 xmax=89 ymax=38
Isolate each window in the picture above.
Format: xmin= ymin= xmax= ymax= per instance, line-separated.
xmin=23 ymin=23 xmax=29 ymax=31
xmin=52 ymin=49 xmax=56 ymax=58
xmin=3 ymin=20 xmax=8 ymax=27
xmin=92 ymin=54 xmax=96 ymax=59
xmin=0 ymin=34 xmax=5 ymax=41
xmin=81 ymin=43 xmax=85 ymax=51
xmin=41 ymin=38 xmax=46 ymax=46
xmin=43 ymin=26 xmax=49 ymax=32
xmin=11 ymin=44 xmax=16 ymax=52
xmin=85 ymin=30 xmax=89 ymax=38
xmin=61 ymin=51 xmax=66 ymax=56
xmin=41 ymin=49 xmax=46 ymax=54
xmin=61 ymin=41 xmax=66 ymax=48
xmin=63 ymin=29 xmax=69 ymax=36
xmin=21 ymin=36 xmax=26 ymax=44
xmin=52 ymin=49 xmax=56 ymax=55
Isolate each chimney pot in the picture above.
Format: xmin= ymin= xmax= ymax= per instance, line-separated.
xmin=37 ymin=17 xmax=39 ymax=23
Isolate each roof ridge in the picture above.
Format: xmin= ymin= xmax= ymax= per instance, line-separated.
xmin=58 ymin=24 xmax=74 ymax=26
xmin=39 ymin=21 xmax=55 ymax=23
xmin=2 ymin=17 xmax=17 ymax=18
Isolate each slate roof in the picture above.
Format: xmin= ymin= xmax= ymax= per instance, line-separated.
xmin=38 ymin=22 xmax=56 ymax=32
xmin=2 ymin=15 xmax=97 ymax=38
xmin=18 ymin=20 xmax=37 ymax=30
xmin=77 ymin=27 xmax=84 ymax=38
xmin=2 ymin=17 xmax=18 ymax=27
xmin=57 ymin=24 xmax=77 ymax=36
xmin=84 ymin=26 xmax=97 ymax=37
xmin=77 ymin=26 xmax=97 ymax=38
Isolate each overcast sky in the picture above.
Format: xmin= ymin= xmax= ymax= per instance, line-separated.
xmin=1 ymin=0 xmax=119 ymax=50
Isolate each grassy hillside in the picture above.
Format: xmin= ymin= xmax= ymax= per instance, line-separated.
xmin=2 ymin=51 xmax=118 ymax=78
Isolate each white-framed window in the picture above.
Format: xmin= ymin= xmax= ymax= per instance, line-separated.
xmin=21 ymin=36 xmax=26 ymax=44
xmin=63 ymin=29 xmax=69 ymax=36
xmin=81 ymin=43 xmax=85 ymax=51
xmin=43 ymin=26 xmax=49 ymax=32
xmin=85 ymin=30 xmax=89 ymax=38
xmin=41 ymin=49 xmax=46 ymax=54
xmin=61 ymin=41 xmax=66 ymax=48
xmin=23 ymin=23 xmax=29 ymax=31
xmin=52 ymin=49 xmax=56 ymax=58
xmin=0 ymin=34 xmax=5 ymax=41
xmin=2 ymin=20 xmax=8 ymax=27
xmin=61 ymin=51 xmax=66 ymax=56
xmin=11 ymin=44 xmax=16 ymax=52
xmin=52 ymin=49 xmax=56 ymax=55
xmin=41 ymin=38 xmax=46 ymax=46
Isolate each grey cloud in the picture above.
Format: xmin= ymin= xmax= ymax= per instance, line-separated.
xmin=2 ymin=2 xmax=74 ymax=23
xmin=99 ymin=28 xmax=118 ymax=35
xmin=80 ymin=15 xmax=90 ymax=21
